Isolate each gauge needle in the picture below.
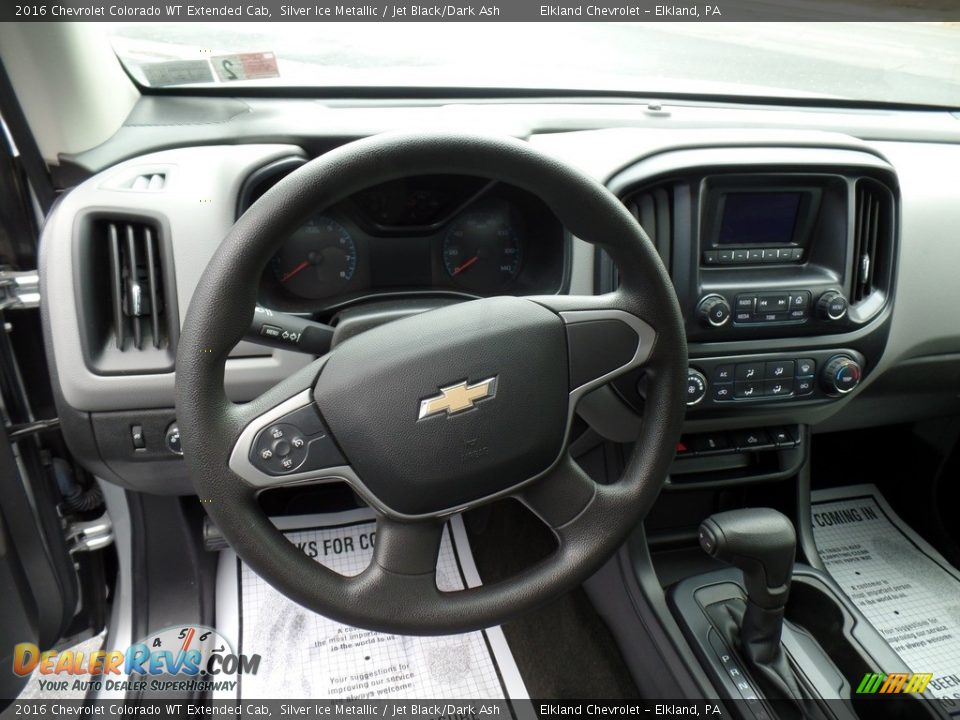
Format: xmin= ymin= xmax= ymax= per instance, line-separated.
xmin=452 ymin=256 xmax=479 ymax=276
xmin=281 ymin=260 xmax=310 ymax=283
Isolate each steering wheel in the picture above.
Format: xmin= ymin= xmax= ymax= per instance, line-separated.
xmin=175 ymin=133 xmax=687 ymax=635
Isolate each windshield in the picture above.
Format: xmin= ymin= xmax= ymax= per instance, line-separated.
xmin=108 ymin=22 xmax=960 ymax=108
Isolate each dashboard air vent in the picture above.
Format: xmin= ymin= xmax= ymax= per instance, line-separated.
xmin=107 ymin=220 xmax=167 ymax=351
xmin=852 ymin=179 xmax=893 ymax=304
xmin=128 ymin=173 xmax=166 ymax=191
xmin=75 ymin=213 xmax=178 ymax=375
xmin=624 ymin=186 xmax=672 ymax=265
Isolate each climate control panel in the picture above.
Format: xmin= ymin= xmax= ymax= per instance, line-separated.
xmin=683 ymin=349 xmax=865 ymax=408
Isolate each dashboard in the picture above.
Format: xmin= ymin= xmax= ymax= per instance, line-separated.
xmin=242 ymin=163 xmax=567 ymax=313
xmin=35 ymin=97 xmax=960 ymax=495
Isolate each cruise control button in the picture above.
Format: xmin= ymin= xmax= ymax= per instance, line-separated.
xmin=260 ymin=449 xmax=273 ymax=460
xmin=272 ymin=439 xmax=291 ymax=457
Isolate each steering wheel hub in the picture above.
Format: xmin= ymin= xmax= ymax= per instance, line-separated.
xmin=315 ymin=296 xmax=569 ymax=516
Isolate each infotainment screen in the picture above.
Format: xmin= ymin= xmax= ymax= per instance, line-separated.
xmin=717 ymin=192 xmax=802 ymax=245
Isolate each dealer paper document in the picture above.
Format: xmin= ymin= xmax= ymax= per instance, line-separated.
xmin=215 ymin=508 xmax=529 ymax=702
xmin=812 ymin=484 xmax=960 ymax=707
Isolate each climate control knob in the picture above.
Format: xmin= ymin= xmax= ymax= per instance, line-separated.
xmin=821 ymin=355 xmax=862 ymax=396
xmin=697 ymin=294 xmax=731 ymax=328
xmin=686 ymin=369 xmax=708 ymax=406
xmin=817 ymin=290 xmax=848 ymax=321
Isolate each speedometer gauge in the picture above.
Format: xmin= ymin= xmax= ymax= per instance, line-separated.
xmin=443 ymin=209 xmax=522 ymax=293
xmin=272 ymin=216 xmax=357 ymax=299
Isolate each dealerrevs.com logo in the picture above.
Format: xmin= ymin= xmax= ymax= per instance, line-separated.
xmin=12 ymin=625 xmax=259 ymax=694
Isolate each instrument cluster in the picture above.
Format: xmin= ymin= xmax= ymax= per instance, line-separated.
xmin=244 ymin=168 xmax=568 ymax=312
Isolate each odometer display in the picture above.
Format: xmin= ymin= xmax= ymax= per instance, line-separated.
xmin=442 ymin=208 xmax=522 ymax=293
xmin=272 ymin=216 xmax=358 ymax=299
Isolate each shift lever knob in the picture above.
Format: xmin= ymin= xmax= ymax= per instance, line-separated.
xmin=699 ymin=508 xmax=796 ymax=609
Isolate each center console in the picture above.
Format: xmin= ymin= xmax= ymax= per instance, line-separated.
xmin=581 ymin=147 xmax=913 ymax=719
xmin=602 ymin=146 xmax=898 ymax=430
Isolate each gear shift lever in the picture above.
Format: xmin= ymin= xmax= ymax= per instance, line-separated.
xmin=699 ymin=509 xmax=800 ymax=680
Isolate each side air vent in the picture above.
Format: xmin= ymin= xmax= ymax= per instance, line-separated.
xmin=107 ymin=221 xmax=166 ymax=350
xmin=851 ymin=179 xmax=894 ymax=304
xmin=75 ymin=214 xmax=178 ymax=375
xmin=624 ymin=185 xmax=673 ymax=266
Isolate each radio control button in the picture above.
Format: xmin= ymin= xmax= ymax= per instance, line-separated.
xmin=765 ymin=360 xmax=795 ymax=380
xmin=762 ymin=248 xmax=781 ymax=262
xmin=733 ymin=250 xmax=749 ymax=262
xmin=790 ymin=248 xmax=804 ymax=261
xmin=757 ymin=295 xmax=790 ymax=312
xmin=703 ymin=251 xmax=720 ymax=265
xmin=697 ymin=295 xmax=731 ymax=328
xmin=719 ymin=250 xmax=735 ymax=264
xmin=789 ymin=291 xmax=810 ymax=308
xmin=735 ymin=295 xmax=756 ymax=310
xmin=735 ymin=311 xmax=752 ymax=323
xmin=788 ymin=309 xmax=807 ymax=320
xmin=748 ymin=249 xmax=764 ymax=261
xmin=735 ymin=363 xmax=764 ymax=381
xmin=817 ymin=290 xmax=849 ymax=321
xmin=759 ymin=312 xmax=788 ymax=322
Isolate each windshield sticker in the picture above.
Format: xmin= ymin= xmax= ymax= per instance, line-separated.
xmin=141 ymin=60 xmax=214 ymax=87
xmin=212 ymin=52 xmax=280 ymax=82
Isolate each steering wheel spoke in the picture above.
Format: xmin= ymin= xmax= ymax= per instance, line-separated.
xmin=530 ymin=295 xmax=657 ymax=399
xmin=518 ymin=454 xmax=597 ymax=532
xmin=371 ymin=515 xmax=445 ymax=576
xmin=228 ymin=361 xmax=353 ymax=491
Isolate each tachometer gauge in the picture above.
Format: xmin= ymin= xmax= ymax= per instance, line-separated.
xmin=272 ymin=216 xmax=357 ymax=299
xmin=443 ymin=209 xmax=522 ymax=293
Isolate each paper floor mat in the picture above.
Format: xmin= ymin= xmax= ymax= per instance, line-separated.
xmin=215 ymin=508 xmax=528 ymax=702
xmin=811 ymin=484 xmax=960 ymax=704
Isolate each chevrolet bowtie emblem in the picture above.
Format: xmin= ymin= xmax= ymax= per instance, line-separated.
xmin=418 ymin=377 xmax=498 ymax=420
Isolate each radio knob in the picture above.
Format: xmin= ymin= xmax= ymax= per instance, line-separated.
xmin=697 ymin=295 xmax=731 ymax=328
xmin=821 ymin=355 xmax=862 ymax=396
xmin=817 ymin=290 xmax=848 ymax=321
